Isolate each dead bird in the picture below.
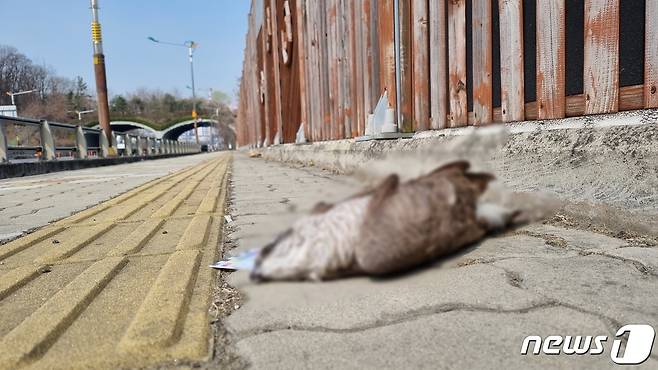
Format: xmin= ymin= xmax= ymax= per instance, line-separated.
xmin=250 ymin=161 xmax=524 ymax=282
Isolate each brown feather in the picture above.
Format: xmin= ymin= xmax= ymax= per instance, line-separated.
xmin=355 ymin=165 xmax=488 ymax=275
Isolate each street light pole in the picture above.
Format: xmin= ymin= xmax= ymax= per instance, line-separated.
xmin=188 ymin=43 xmax=199 ymax=144
xmin=76 ymin=109 xmax=95 ymax=120
xmin=148 ymin=37 xmax=200 ymax=144
xmin=89 ymin=0 xmax=114 ymax=151
xmin=5 ymin=89 xmax=38 ymax=106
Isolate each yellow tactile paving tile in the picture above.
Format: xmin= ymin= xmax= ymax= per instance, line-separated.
xmin=0 ymin=153 xmax=231 ymax=369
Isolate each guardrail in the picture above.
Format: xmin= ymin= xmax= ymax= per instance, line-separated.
xmin=0 ymin=116 xmax=200 ymax=163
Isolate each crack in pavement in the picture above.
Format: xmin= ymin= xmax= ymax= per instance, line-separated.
xmin=9 ymin=205 xmax=55 ymax=220
xmin=233 ymin=299 xmax=623 ymax=341
xmin=234 ymin=297 xmax=658 ymax=362
xmin=515 ymin=230 xmax=657 ymax=277
xmin=518 ymin=230 xmax=568 ymax=248
xmin=455 ymin=251 xmax=657 ymax=278
xmin=580 ymin=250 xmax=658 ymax=277
xmin=544 ymin=214 xmax=658 ymax=248
xmin=451 ymin=257 xmax=658 ymax=360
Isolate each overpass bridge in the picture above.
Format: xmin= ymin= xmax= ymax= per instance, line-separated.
xmin=92 ymin=118 xmax=236 ymax=142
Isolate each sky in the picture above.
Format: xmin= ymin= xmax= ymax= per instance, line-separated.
xmin=1 ymin=0 xmax=250 ymax=105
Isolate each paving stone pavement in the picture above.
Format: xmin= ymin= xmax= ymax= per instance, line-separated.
xmin=0 ymin=153 xmax=221 ymax=242
xmin=0 ymin=152 xmax=230 ymax=369
xmin=224 ymin=154 xmax=658 ymax=369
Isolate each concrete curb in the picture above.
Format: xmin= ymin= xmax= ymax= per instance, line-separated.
xmin=253 ymin=110 xmax=658 ymax=174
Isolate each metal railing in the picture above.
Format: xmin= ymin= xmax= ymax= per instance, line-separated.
xmin=0 ymin=116 xmax=200 ymax=163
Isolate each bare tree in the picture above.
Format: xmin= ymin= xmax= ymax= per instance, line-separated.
xmin=0 ymin=44 xmax=94 ymax=122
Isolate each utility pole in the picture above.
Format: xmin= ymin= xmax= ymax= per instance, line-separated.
xmin=90 ymin=0 xmax=113 ymax=152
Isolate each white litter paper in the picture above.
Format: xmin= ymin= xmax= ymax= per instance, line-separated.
xmin=210 ymin=248 xmax=259 ymax=271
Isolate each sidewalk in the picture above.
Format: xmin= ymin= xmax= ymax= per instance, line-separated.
xmin=0 ymin=153 xmax=221 ymax=242
xmin=0 ymin=153 xmax=230 ymax=369
xmin=223 ymin=154 xmax=658 ymax=369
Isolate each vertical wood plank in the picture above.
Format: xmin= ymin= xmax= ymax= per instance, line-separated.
xmin=498 ymin=0 xmax=525 ymax=122
xmin=326 ymin=0 xmax=337 ymax=139
xmin=309 ymin=0 xmax=320 ymax=140
xmin=378 ymin=0 xmax=397 ymax=110
xmin=645 ymin=0 xmax=658 ymax=108
xmin=241 ymin=56 xmax=247 ymax=145
xmin=412 ymin=0 xmax=430 ymax=131
xmin=310 ymin=0 xmax=323 ymax=141
xmin=305 ymin=0 xmax=316 ymax=140
xmin=261 ymin=7 xmax=272 ymax=145
xmin=254 ymin=26 xmax=261 ymax=144
xmin=250 ymin=41 xmax=257 ymax=145
xmin=472 ymin=0 xmax=493 ymax=125
xmin=336 ymin=0 xmax=344 ymax=138
xmin=361 ymin=0 xmax=375 ymax=130
xmin=243 ymin=27 xmax=248 ymax=145
xmin=237 ymin=78 xmax=242 ymax=146
xmin=309 ymin=0 xmax=320 ymax=141
xmin=256 ymin=32 xmax=266 ymax=145
xmin=249 ymin=27 xmax=255 ymax=145
xmin=338 ymin=0 xmax=349 ymax=138
xmin=429 ymin=0 xmax=448 ymax=129
xmin=448 ymin=0 xmax=467 ymax=127
xmin=238 ymin=75 xmax=243 ymax=145
xmin=241 ymin=30 xmax=249 ymax=145
xmin=343 ymin=0 xmax=356 ymax=138
xmin=536 ymin=0 xmax=565 ymax=119
xmin=319 ymin=0 xmax=332 ymax=140
xmin=243 ymin=25 xmax=251 ymax=145
xmin=331 ymin=0 xmax=341 ymax=140
xmin=250 ymin=24 xmax=255 ymax=144
xmin=584 ymin=0 xmax=619 ymax=114
xmin=399 ymin=0 xmax=414 ymax=132
xmin=369 ymin=0 xmax=381 ymax=109
xmin=269 ymin=0 xmax=284 ymax=142
xmin=352 ymin=0 xmax=364 ymax=136
xmin=295 ymin=0 xmax=310 ymax=140
xmin=268 ymin=6 xmax=278 ymax=144
xmin=334 ymin=0 xmax=345 ymax=139
xmin=251 ymin=27 xmax=262 ymax=145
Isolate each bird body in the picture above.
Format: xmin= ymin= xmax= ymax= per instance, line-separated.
xmin=251 ymin=161 xmax=519 ymax=281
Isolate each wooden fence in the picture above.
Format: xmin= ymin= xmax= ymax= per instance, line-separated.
xmin=237 ymin=0 xmax=658 ymax=147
